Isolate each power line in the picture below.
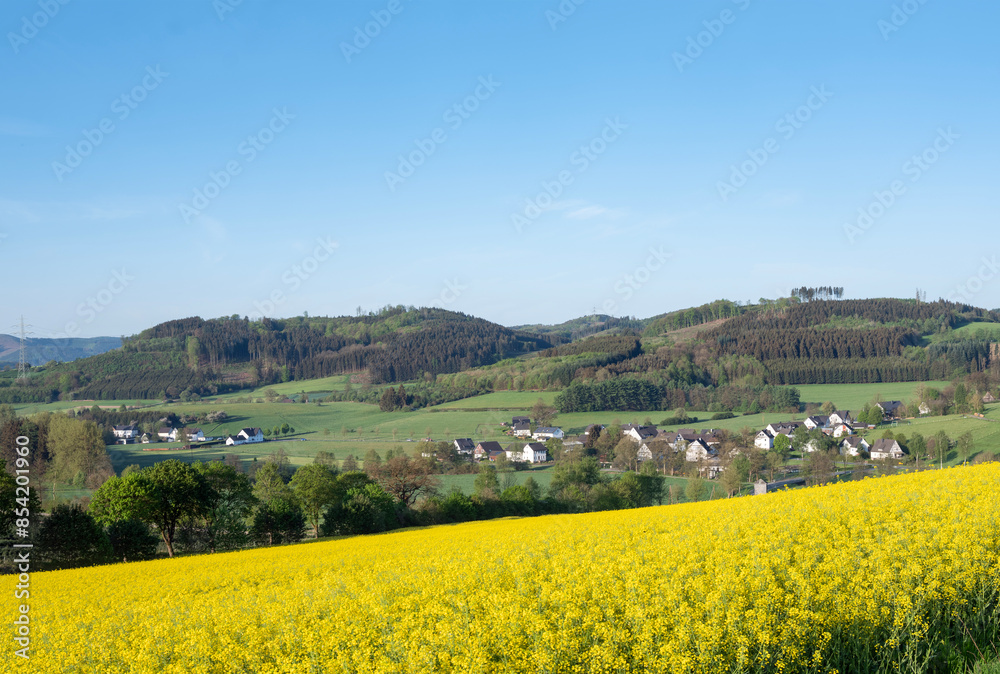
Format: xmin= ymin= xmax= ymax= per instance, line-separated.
xmin=15 ymin=315 xmax=32 ymax=381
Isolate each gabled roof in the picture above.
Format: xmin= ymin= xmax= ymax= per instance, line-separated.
xmin=871 ymin=438 xmax=901 ymax=452
xmin=842 ymin=436 xmax=867 ymax=448
xmin=831 ymin=410 xmax=852 ymax=419
xmin=454 ymin=438 xmax=475 ymax=451
xmin=512 ymin=416 xmax=529 ymax=425
xmin=687 ymin=438 xmax=718 ymax=456
xmin=476 ymin=441 xmax=504 ymax=452
xmin=239 ymin=427 xmax=262 ymax=436
xmin=877 ymin=401 xmax=904 ymax=412
xmin=534 ymin=426 xmax=562 ymax=434
xmin=806 ymin=415 xmax=830 ymax=425
xmin=512 ymin=422 xmax=530 ymax=431
xmin=523 ymin=442 xmax=547 ymax=453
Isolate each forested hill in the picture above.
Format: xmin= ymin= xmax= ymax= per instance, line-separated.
xmin=512 ymin=315 xmax=648 ymax=341
xmin=0 ymin=307 xmax=554 ymax=402
xmin=697 ymin=299 xmax=1000 ymax=384
xmin=4 ymin=297 xmax=1000 ymax=409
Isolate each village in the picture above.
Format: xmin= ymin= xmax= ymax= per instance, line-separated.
xmin=439 ymin=399 xmax=922 ymax=476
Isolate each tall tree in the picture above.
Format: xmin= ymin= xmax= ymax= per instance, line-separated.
xmin=532 ymin=399 xmax=557 ymax=427
xmin=192 ymin=461 xmax=256 ymax=552
xmin=290 ymin=463 xmax=339 ymax=538
xmin=38 ymin=504 xmax=110 ymax=570
xmin=370 ymin=455 xmax=440 ymax=509
xmin=144 ymin=460 xmax=214 ymax=557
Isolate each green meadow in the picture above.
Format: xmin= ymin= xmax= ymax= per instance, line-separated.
xmin=791 ymin=381 xmax=952 ymax=410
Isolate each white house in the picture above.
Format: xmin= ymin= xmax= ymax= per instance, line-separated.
xmin=754 ymin=430 xmax=774 ymax=450
xmin=803 ymin=416 xmax=830 ymax=430
xmin=512 ymin=422 xmax=532 ymax=438
xmin=918 ymin=402 xmax=932 ymax=415
xmin=637 ymin=444 xmax=653 ymax=462
xmin=140 ymin=433 xmax=151 ymax=444
xmin=112 ymin=424 xmax=140 ymax=441
xmin=841 ymin=436 xmax=870 ymax=456
xmin=831 ymin=423 xmax=854 ymax=438
xmin=532 ymin=427 xmax=564 ymax=441
xmin=828 ymin=411 xmax=853 ymax=427
xmin=157 ymin=427 xmax=179 ymax=442
xmin=521 ymin=442 xmax=549 ymax=463
xmin=454 ymin=438 xmax=475 ymax=456
xmin=685 ymin=438 xmax=717 ymax=462
xmin=226 ymin=427 xmax=264 ymax=446
xmin=766 ymin=421 xmax=803 ymax=435
xmin=622 ymin=424 xmax=658 ymax=444
xmin=870 ymin=438 xmax=904 ymax=460
xmin=802 ymin=439 xmax=822 ymax=453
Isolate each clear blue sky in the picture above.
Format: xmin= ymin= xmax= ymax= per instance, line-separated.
xmin=2 ymin=0 xmax=997 ymax=338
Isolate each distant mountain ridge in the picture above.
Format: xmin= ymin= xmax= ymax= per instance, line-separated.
xmin=0 ymin=334 xmax=121 ymax=366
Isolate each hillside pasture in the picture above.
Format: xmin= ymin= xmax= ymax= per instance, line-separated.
xmin=791 ymin=380 xmax=952 ymax=410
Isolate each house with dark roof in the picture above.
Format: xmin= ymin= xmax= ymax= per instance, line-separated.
xmin=512 ymin=416 xmax=530 ymax=426
xmin=766 ymin=421 xmax=803 ymax=436
xmin=622 ymin=424 xmax=659 ymax=443
xmin=804 ymin=415 xmax=830 ymax=430
xmin=508 ymin=442 xmax=550 ymax=463
xmin=876 ymin=401 xmax=904 ymax=418
xmin=532 ymin=426 xmax=564 ymax=440
xmin=512 ymin=422 xmax=532 ymax=437
xmin=226 ymin=427 xmax=263 ymax=446
xmin=841 ymin=436 xmax=870 ymax=456
xmin=685 ymin=438 xmax=717 ymax=462
xmin=474 ymin=441 xmax=504 ymax=460
xmin=870 ymin=438 xmax=904 ymax=460
xmin=157 ymin=427 xmax=179 ymax=442
xmin=453 ymin=438 xmax=475 ymax=455
xmin=112 ymin=424 xmax=140 ymax=440
xmin=831 ymin=423 xmax=854 ymax=438
xmin=828 ymin=411 xmax=853 ymax=426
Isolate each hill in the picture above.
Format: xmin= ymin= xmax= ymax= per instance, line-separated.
xmin=0 ymin=307 xmax=553 ymax=403
xmin=5 ymin=297 xmax=1000 ymax=414
xmin=0 ymin=334 xmax=120 ymax=366
xmin=511 ymin=314 xmax=648 ymax=341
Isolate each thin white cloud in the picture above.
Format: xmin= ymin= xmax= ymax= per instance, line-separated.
xmin=565 ymin=204 xmax=626 ymax=220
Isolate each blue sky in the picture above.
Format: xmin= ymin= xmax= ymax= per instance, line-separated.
xmin=2 ymin=0 xmax=997 ymax=338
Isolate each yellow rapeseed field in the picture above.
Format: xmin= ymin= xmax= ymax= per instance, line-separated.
xmin=4 ymin=465 xmax=1000 ymax=673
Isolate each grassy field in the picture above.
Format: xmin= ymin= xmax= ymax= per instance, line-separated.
xmin=19 ymin=377 xmax=999 ymax=495
xmin=431 ymin=391 xmax=559 ymax=409
xmin=212 ymin=374 xmax=352 ymax=400
xmin=792 ymin=380 xmax=952 ymax=409
xmin=12 ymin=398 xmax=164 ymax=415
